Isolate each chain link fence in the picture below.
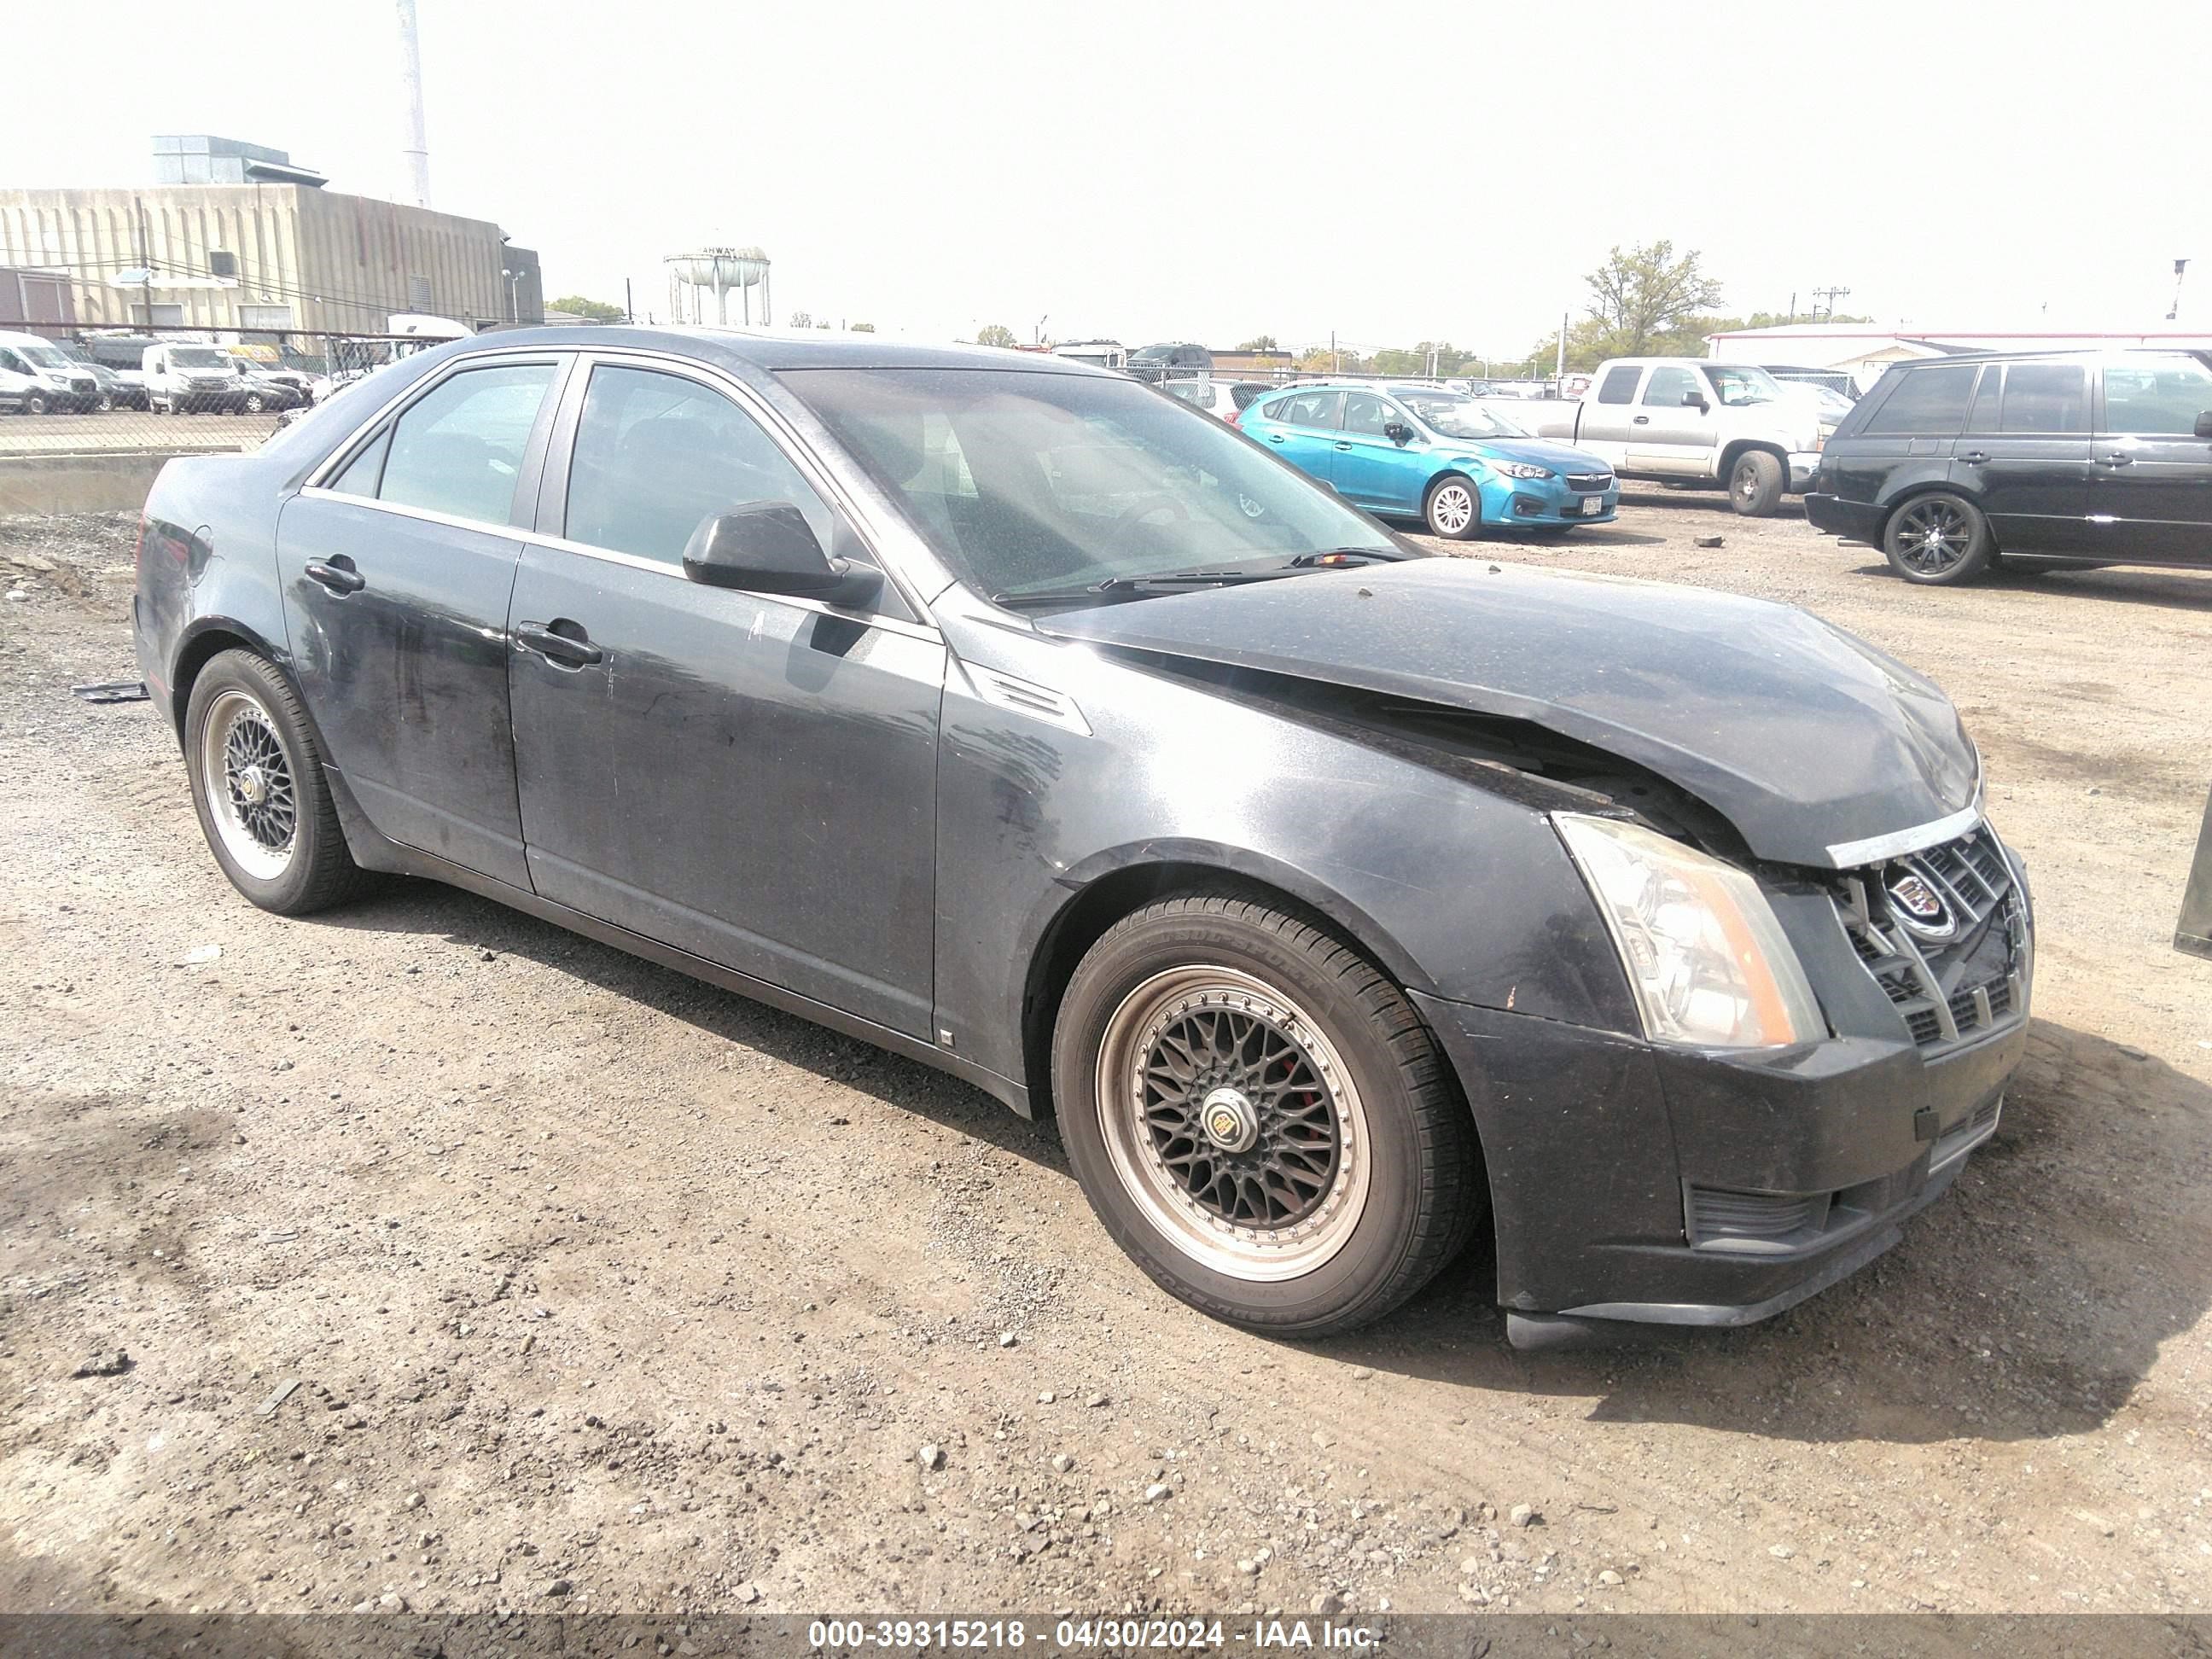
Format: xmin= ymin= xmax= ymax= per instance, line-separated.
xmin=0 ymin=324 xmax=457 ymax=459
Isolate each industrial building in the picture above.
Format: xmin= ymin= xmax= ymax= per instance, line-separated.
xmin=0 ymin=136 xmax=542 ymax=336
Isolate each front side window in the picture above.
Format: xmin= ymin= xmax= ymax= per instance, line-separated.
xmin=1595 ymin=365 xmax=1642 ymax=405
xmin=2101 ymin=354 xmax=2212 ymax=435
xmin=1342 ymin=393 xmax=1393 ymax=436
xmin=782 ymin=368 xmax=1401 ymax=602
xmin=1865 ymin=364 xmax=1977 ymax=436
xmin=375 ymin=362 xmax=558 ymax=526
xmin=1643 ymin=366 xmax=1703 ymax=408
xmin=2000 ymin=364 xmax=2087 ymax=434
xmin=564 ymin=365 xmax=830 ymax=563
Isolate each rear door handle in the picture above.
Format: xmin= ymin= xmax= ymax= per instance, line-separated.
xmin=2100 ymin=452 xmax=2134 ymax=466
xmin=1266 ymin=434 xmax=1284 ymax=444
xmin=1958 ymin=451 xmax=1990 ymax=465
xmin=304 ymin=559 xmax=364 ymax=595
xmin=1334 ymin=440 xmax=1352 ymax=451
xmin=1632 ymin=415 xmax=1650 ymax=425
xmin=513 ymin=620 xmax=603 ymax=668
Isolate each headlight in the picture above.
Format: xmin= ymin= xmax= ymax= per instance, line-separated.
xmin=1484 ymin=458 xmax=1553 ymax=480
xmin=1555 ymin=814 xmax=1824 ymax=1050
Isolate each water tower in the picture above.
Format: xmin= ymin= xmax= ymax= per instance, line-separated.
xmin=665 ymin=246 xmax=772 ymax=326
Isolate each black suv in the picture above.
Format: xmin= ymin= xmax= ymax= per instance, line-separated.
xmin=1806 ymin=349 xmax=2212 ymax=584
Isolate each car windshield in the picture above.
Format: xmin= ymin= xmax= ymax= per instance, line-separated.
xmin=782 ymin=368 xmax=1405 ymax=602
xmin=173 ymin=347 xmax=229 ymax=368
xmin=1396 ymin=394 xmax=1527 ymax=439
xmin=1703 ymin=364 xmax=1785 ymax=406
xmin=20 ymin=344 xmax=73 ymax=370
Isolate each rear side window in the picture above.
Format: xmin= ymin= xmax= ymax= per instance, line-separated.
xmin=1595 ymin=365 xmax=1642 ymax=405
xmin=1275 ymin=390 xmax=1342 ymax=429
xmin=1965 ymin=364 xmax=2004 ymax=432
xmin=375 ymin=363 xmax=558 ymax=525
xmin=1864 ymin=364 xmax=1976 ymax=435
xmin=2000 ymin=364 xmax=2087 ymax=434
xmin=2101 ymin=355 xmax=2212 ymax=434
xmin=562 ymin=364 xmax=831 ymax=563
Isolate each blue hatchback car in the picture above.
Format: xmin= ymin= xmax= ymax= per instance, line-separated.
xmin=1240 ymin=382 xmax=1621 ymax=540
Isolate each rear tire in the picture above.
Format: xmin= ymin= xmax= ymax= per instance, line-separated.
xmin=1727 ymin=449 xmax=1786 ymax=515
xmin=1883 ymin=492 xmax=1994 ymax=585
xmin=183 ymin=650 xmax=366 ymax=915
xmin=1423 ymin=474 xmax=1483 ymax=540
xmin=1052 ymin=891 xmax=1483 ymax=1336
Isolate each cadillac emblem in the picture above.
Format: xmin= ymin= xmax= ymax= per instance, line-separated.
xmin=1886 ymin=868 xmax=1956 ymax=941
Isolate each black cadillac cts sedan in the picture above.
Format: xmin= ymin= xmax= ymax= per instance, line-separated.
xmin=136 ymin=329 xmax=2032 ymax=1347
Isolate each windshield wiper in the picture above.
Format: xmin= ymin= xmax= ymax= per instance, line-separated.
xmin=992 ymin=568 xmax=1307 ymax=610
xmin=1285 ymin=547 xmax=1400 ymax=567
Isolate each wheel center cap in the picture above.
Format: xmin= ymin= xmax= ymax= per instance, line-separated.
xmin=1199 ymin=1086 xmax=1260 ymax=1154
xmin=236 ymin=765 xmax=267 ymax=805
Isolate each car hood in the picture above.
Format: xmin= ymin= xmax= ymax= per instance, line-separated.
xmin=1039 ymin=558 xmax=1977 ymax=868
xmin=1452 ymin=437 xmax=1610 ymax=473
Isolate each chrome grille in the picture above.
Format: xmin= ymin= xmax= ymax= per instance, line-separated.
xmin=1830 ymin=825 xmax=2028 ymax=1051
xmin=1565 ymin=472 xmax=1613 ymax=492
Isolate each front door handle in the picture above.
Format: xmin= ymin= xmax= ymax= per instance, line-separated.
xmin=1334 ymin=440 xmax=1353 ymax=451
xmin=1958 ymin=451 xmax=1990 ymax=465
xmin=514 ymin=620 xmax=603 ymax=668
xmin=304 ymin=559 xmax=364 ymax=595
xmin=1266 ymin=434 xmax=1285 ymax=444
xmin=2099 ymin=452 xmax=2134 ymax=466
xmin=1632 ymin=415 xmax=1650 ymax=425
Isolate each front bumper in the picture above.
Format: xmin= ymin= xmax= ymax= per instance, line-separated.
xmin=1411 ymin=990 xmax=2027 ymax=1341
xmin=1483 ymin=474 xmax=1620 ymax=527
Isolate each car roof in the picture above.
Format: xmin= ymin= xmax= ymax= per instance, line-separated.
xmin=434 ymin=323 xmax=1115 ymax=376
xmin=1891 ymin=346 xmax=2199 ymax=366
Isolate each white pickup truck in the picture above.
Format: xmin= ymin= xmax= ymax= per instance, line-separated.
xmin=1483 ymin=358 xmax=1831 ymax=516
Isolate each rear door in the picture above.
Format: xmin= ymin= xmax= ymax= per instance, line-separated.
xmin=2089 ymin=352 xmax=2212 ymax=563
xmin=278 ymin=354 xmax=568 ymax=887
xmin=1250 ymin=389 xmax=1344 ymax=488
xmin=1953 ymin=360 xmax=2093 ymax=551
xmin=1628 ymin=364 xmax=1714 ymax=476
xmin=504 ymin=355 xmax=944 ymax=1036
xmin=1572 ymin=363 xmax=1644 ymax=462
xmin=1331 ymin=392 xmax=1425 ymax=512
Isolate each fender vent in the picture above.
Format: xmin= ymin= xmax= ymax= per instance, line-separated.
xmin=963 ymin=664 xmax=1091 ymax=735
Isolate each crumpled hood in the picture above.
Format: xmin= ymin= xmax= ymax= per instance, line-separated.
xmin=1040 ymin=558 xmax=1977 ymax=868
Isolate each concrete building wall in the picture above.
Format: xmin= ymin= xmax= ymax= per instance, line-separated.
xmin=0 ymin=185 xmax=530 ymax=335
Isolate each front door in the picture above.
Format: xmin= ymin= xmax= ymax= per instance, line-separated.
xmin=1953 ymin=360 xmax=2093 ymax=552
xmin=277 ymin=356 xmax=566 ymax=887
xmin=1332 ymin=393 xmax=1424 ymax=512
xmin=2089 ymin=353 xmax=2212 ymax=564
xmin=505 ymin=358 xmax=945 ymax=1037
xmin=1629 ymin=364 xmax=1714 ymax=476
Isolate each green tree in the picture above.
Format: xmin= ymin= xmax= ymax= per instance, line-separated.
xmin=1238 ymin=335 xmax=1279 ymax=352
xmin=974 ymin=323 xmax=1019 ymax=349
xmin=1580 ymin=241 xmax=1726 ymax=358
xmin=850 ymin=321 xmax=876 ymax=332
xmin=787 ymin=309 xmax=814 ymax=329
xmin=549 ymin=294 xmax=625 ymax=323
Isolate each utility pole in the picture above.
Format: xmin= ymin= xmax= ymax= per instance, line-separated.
xmin=2168 ymin=259 xmax=2190 ymax=322
xmin=625 ymin=278 xmax=634 ymax=323
xmin=1811 ymin=284 xmax=1851 ymax=322
xmin=1330 ymin=331 xmax=1338 ymax=374
xmin=1555 ymin=311 xmax=1567 ymax=382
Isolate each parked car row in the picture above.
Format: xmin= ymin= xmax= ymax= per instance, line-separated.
xmin=0 ymin=332 xmax=316 ymax=416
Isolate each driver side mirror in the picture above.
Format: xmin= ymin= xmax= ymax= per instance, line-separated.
xmin=2196 ymin=410 xmax=2212 ymax=439
xmin=1383 ymin=422 xmax=1413 ymax=444
xmin=1680 ymin=391 xmax=1710 ymax=412
xmin=682 ymin=503 xmax=882 ymax=607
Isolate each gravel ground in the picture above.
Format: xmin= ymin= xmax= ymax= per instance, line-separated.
xmin=1 ymin=497 xmax=2208 ymax=1622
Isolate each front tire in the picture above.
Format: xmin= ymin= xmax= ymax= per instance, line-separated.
xmin=183 ymin=650 xmax=366 ymax=915
xmin=1727 ymin=449 xmax=1786 ymax=515
xmin=1423 ymin=474 xmax=1482 ymax=540
xmin=1883 ymin=492 xmax=1994 ymax=585
xmin=1053 ymin=892 xmax=1482 ymax=1336
xmin=23 ymin=391 xmax=49 ymax=416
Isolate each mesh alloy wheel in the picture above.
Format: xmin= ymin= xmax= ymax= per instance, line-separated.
xmin=197 ymin=688 xmax=299 ymax=882
xmin=1892 ymin=497 xmax=1975 ymax=576
xmin=1093 ymin=965 xmax=1370 ymax=1281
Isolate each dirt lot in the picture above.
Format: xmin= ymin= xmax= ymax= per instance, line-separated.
xmin=1 ymin=495 xmax=2208 ymax=1624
